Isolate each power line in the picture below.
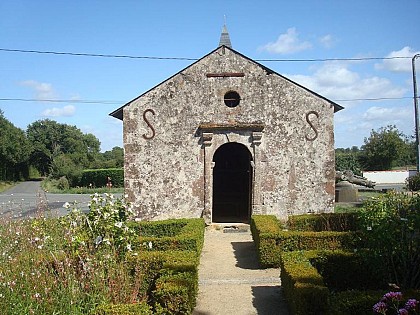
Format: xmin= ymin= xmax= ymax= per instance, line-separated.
xmin=0 ymin=47 xmax=413 ymax=62
xmin=0 ymin=98 xmax=119 ymax=104
xmin=0 ymin=48 xmax=197 ymax=61
xmin=335 ymin=96 xmax=416 ymax=102
xmin=0 ymin=96 xmax=417 ymax=104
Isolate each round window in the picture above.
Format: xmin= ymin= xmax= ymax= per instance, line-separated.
xmin=224 ymin=91 xmax=240 ymax=107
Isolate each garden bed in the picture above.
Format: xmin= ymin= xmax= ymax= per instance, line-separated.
xmin=0 ymin=194 xmax=205 ymax=315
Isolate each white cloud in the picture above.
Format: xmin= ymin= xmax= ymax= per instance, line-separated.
xmin=319 ymin=34 xmax=335 ymax=49
xmin=259 ymin=28 xmax=312 ymax=54
xmin=41 ymin=105 xmax=75 ymax=117
xmin=288 ymin=62 xmax=407 ymax=102
xmin=363 ymin=105 xmax=412 ymax=122
xmin=20 ymin=80 xmax=57 ymax=100
xmin=375 ymin=46 xmax=420 ymax=73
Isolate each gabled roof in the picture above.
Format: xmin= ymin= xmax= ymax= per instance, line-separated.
xmin=109 ymin=46 xmax=344 ymax=120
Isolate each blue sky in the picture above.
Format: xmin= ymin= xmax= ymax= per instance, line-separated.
xmin=0 ymin=0 xmax=419 ymax=151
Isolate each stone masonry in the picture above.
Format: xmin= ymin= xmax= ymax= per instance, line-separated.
xmin=111 ymin=45 xmax=343 ymax=224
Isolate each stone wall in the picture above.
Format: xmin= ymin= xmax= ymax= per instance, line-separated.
xmin=122 ymin=46 xmax=336 ymax=223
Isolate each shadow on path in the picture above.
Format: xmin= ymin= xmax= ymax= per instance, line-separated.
xmin=231 ymin=240 xmax=260 ymax=270
xmin=252 ymin=285 xmax=289 ymax=315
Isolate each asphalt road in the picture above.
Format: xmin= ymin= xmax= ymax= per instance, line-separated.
xmin=0 ymin=181 xmax=96 ymax=218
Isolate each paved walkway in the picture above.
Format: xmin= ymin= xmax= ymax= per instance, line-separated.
xmin=193 ymin=227 xmax=290 ymax=315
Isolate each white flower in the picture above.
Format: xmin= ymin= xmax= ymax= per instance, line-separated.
xmin=114 ymin=222 xmax=123 ymax=228
xmin=63 ymin=202 xmax=71 ymax=209
xmin=94 ymin=236 xmax=103 ymax=245
xmin=148 ymin=241 xmax=152 ymax=249
xmin=126 ymin=244 xmax=132 ymax=252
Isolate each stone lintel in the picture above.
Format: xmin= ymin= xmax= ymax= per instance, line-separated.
xmin=206 ymin=72 xmax=245 ymax=78
xmin=198 ymin=122 xmax=264 ymax=133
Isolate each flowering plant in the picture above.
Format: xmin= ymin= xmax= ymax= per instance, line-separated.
xmin=373 ymin=292 xmax=419 ymax=314
xmin=63 ymin=193 xmax=135 ymax=255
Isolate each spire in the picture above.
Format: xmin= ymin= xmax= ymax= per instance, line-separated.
xmin=218 ymin=24 xmax=232 ymax=48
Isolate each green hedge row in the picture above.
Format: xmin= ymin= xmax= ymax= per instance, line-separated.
xmin=281 ymin=250 xmax=420 ymax=315
xmin=250 ymin=215 xmax=361 ymax=268
xmin=310 ymin=250 xmax=387 ymax=291
xmin=96 ymin=218 xmax=205 ymax=315
xmin=280 ymin=251 xmax=329 ymax=315
xmin=132 ymin=218 xmax=205 ymax=254
xmin=80 ymin=168 xmax=124 ymax=188
xmin=250 ymin=215 xmax=282 ymax=268
xmin=287 ymin=213 xmax=359 ymax=232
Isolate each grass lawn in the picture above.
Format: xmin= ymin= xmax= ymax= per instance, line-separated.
xmin=0 ymin=181 xmax=15 ymax=193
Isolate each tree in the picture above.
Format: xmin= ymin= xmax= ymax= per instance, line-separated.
xmin=27 ymin=119 xmax=101 ymax=177
xmin=0 ymin=110 xmax=32 ymax=180
xmin=360 ymin=125 xmax=412 ymax=171
xmin=335 ymin=147 xmax=362 ymax=175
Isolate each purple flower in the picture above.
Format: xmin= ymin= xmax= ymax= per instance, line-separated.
xmin=398 ymin=308 xmax=409 ymax=315
xmin=405 ymin=299 xmax=419 ymax=311
xmin=373 ymin=301 xmax=387 ymax=314
xmin=382 ymin=291 xmax=403 ymax=302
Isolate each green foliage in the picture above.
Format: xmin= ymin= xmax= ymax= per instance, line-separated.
xmin=27 ymin=119 xmax=101 ymax=176
xmin=93 ymin=146 xmax=124 ymax=169
xmin=250 ymin=215 xmax=282 ymax=268
xmin=406 ymin=172 xmax=420 ymax=191
xmin=57 ymin=176 xmax=70 ymax=190
xmin=328 ymin=290 xmax=386 ymax=315
xmin=94 ymin=303 xmax=153 ymax=315
xmin=50 ymin=154 xmax=83 ymax=187
xmin=152 ymin=271 xmax=198 ymax=315
xmin=59 ymin=193 xmax=136 ymax=257
xmin=276 ymin=230 xmax=361 ymax=252
xmin=251 ymin=215 xmax=361 ymax=268
xmin=0 ymin=212 xmax=204 ymax=314
xmin=335 ymin=147 xmax=363 ymax=175
xmin=310 ymin=251 xmax=387 ymax=291
xmin=280 ymin=251 xmax=329 ymax=315
xmin=358 ymin=193 xmax=420 ymax=289
xmin=134 ymin=218 xmax=205 ymax=254
xmin=80 ymin=168 xmax=124 ymax=188
xmin=0 ymin=110 xmax=31 ymax=180
xmin=287 ymin=213 xmax=360 ymax=232
xmin=360 ymin=125 xmax=413 ymax=171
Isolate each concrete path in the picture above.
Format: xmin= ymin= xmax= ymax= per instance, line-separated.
xmin=193 ymin=227 xmax=290 ymax=315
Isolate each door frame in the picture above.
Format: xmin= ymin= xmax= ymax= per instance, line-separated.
xmin=199 ymin=123 xmax=264 ymax=225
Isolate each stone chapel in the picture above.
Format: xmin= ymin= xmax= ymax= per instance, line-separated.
xmin=110 ymin=26 xmax=343 ymax=224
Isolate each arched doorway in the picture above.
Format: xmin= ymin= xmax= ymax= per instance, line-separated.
xmin=212 ymin=142 xmax=253 ymax=223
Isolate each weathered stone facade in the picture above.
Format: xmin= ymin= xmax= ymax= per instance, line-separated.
xmin=111 ymin=46 xmax=343 ymax=224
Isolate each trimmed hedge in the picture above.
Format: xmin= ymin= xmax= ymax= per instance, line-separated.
xmin=250 ymin=215 xmax=361 ymax=268
xmin=94 ymin=219 xmax=204 ymax=315
xmin=250 ymin=215 xmax=282 ymax=268
xmin=281 ymin=250 xmax=420 ymax=315
xmin=309 ymin=250 xmax=387 ymax=291
xmin=80 ymin=168 xmax=124 ymax=188
xmin=153 ymin=271 xmax=198 ymax=315
xmin=280 ymin=251 xmax=329 ymax=315
xmin=287 ymin=213 xmax=359 ymax=232
xmin=132 ymin=218 xmax=205 ymax=254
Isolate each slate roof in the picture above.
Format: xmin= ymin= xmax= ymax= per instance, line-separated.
xmin=218 ymin=25 xmax=232 ymax=48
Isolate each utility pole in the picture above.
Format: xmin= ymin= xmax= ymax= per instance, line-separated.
xmin=412 ymin=54 xmax=420 ymax=172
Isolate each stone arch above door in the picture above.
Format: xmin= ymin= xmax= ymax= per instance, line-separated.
xmin=198 ymin=122 xmax=264 ymax=224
